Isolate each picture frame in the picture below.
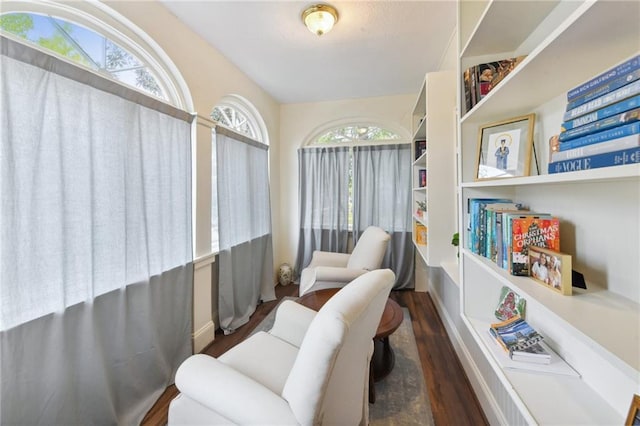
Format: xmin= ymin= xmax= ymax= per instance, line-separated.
xmin=528 ymin=246 xmax=572 ymax=296
xmin=475 ymin=113 xmax=535 ymax=180
xmin=625 ymin=394 xmax=640 ymax=426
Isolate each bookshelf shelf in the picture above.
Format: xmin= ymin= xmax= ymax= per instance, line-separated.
xmin=410 ymin=71 xmax=456 ymax=284
xmin=453 ymin=0 xmax=640 ymax=424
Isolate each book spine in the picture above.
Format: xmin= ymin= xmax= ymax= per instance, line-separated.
xmin=566 ymin=69 xmax=640 ymax=111
xmin=567 ymin=54 xmax=640 ymax=101
xmin=548 ymin=146 xmax=640 ymax=174
xmin=559 ymin=121 xmax=640 ymax=151
xmin=559 ymin=107 xmax=640 ymax=142
xmin=561 ymin=94 xmax=640 ymax=131
xmin=552 ymin=134 xmax=640 ymax=162
xmin=563 ymin=80 xmax=640 ymax=122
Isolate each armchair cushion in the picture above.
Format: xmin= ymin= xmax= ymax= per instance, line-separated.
xmin=269 ymin=300 xmax=317 ymax=348
xmin=173 ymin=354 xmax=298 ymax=425
xmin=347 ymin=226 xmax=391 ymax=270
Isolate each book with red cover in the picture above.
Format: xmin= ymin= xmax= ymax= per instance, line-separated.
xmin=510 ymin=217 xmax=560 ymax=276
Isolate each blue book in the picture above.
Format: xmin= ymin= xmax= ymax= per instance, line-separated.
xmin=567 ymin=54 xmax=640 ymax=101
xmin=559 ymin=121 xmax=640 ymax=151
xmin=552 ymin=134 xmax=640 ymax=162
xmin=561 ymin=95 xmax=640 ymax=131
xmin=565 ymin=69 xmax=640 ymax=111
xmin=563 ymin=80 xmax=640 ymax=122
xmin=559 ymin=107 xmax=640 ymax=142
xmin=548 ymin=146 xmax=640 ymax=174
xmin=467 ymin=198 xmax=510 ymax=255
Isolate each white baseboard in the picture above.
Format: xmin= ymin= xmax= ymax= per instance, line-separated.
xmin=429 ymin=288 xmax=506 ymax=426
xmin=193 ymin=320 xmax=215 ymax=353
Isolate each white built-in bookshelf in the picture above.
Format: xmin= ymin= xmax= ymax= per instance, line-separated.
xmin=453 ymin=1 xmax=640 ymax=424
xmin=411 ymin=71 xmax=457 ymax=291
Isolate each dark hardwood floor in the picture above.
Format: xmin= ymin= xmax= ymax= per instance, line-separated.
xmin=142 ymin=285 xmax=488 ymax=426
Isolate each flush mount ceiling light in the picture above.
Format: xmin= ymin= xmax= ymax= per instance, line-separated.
xmin=302 ymin=4 xmax=339 ymax=36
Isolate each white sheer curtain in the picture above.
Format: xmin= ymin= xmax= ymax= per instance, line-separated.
xmin=215 ymin=126 xmax=275 ymax=335
xmin=0 ymin=36 xmax=193 ymax=423
xmin=295 ymin=147 xmax=350 ymax=274
xmin=353 ymin=144 xmax=414 ymax=289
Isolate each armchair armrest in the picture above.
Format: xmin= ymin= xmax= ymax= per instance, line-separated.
xmin=313 ymin=266 xmax=369 ymax=283
xmin=308 ymin=251 xmax=351 ymax=268
xmin=175 ymin=354 xmax=298 ymax=425
xmin=269 ymin=300 xmax=317 ymax=348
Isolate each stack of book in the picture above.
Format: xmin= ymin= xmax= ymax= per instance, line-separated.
xmin=489 ymin=315 xmax=551 ymax=364
xmin=467 ymin=198 xmax=560 ymax=275
xmin=549 ymin=54 xmax=640 ymax=174
xmin=462 ymin=56 xmax=527 ymax=113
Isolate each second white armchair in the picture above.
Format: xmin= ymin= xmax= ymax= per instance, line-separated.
xmin=298 ymin=226 xmax=391 ymax=296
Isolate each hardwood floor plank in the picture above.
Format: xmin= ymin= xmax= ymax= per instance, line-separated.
xmin=142 ymin=285 xmax=488 ymax=426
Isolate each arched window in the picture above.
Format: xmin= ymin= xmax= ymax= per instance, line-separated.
xmin=211 ymin=94 xmax=267 ymax=144
xmin=306 ymin=120 xmax=407 ymax=147
xmin=0 ymin=4 xmax=191 ymax=109
xmin=211 ymin=95 xmax=268 ymax=252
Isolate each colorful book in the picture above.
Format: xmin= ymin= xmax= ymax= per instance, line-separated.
xmin=552 ymin=133 xmax=640 ymax=162
xmin=511 ymin=216 xmax=560 ymax=276
xmin=489 ymin=316 xmax=544 ymax=356
xmin=548 ymin=146 xmax=640 ymax=174
xmin=561 ymin=94 xmax=640 ymax=132
xmin=484 ymin=203 xmax=527 ymax=261
xmin=467 ymin=198 xmax=511 ymax=255
xmin=565 ymin=69 xmax=640 ymax=111
xmin=559 ymin=107 xmax=640 ymax=142
xmin=500 ymin=212 xmax=548 ymax=270
xmin=563 ymin=80 xmax=640 ymax=122
xmin=559 ymin=121 xmax=640 ymax=151
xmin=567 ymin=54 xmax=640 ymax=101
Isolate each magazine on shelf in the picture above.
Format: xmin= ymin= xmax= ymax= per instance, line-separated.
xmin=511 ymin=342 xmax=551 ymax=365
xmin=480 ymin=328 xmax=578 ymax=376
xmin=489 ymin=316 xmax=544 ymax=355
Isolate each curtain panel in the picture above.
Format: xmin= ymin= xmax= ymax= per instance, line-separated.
xmin=295 ymin=147 xmax=350 ymax=274
xmin=0 ymin=36 xmax=193 ymax=424
xmin=353 ymin=144 xmax=414 ymax=289
xmin=215 ymin=126 xmax=275 ymax=335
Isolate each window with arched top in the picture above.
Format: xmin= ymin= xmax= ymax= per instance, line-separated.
xmin=210 ymin=95 xmax=269 ymax=252
xmin=0 ymin=5 xmax=190 ymax=109
xmin=210 ymin=94 xmax=267 ymax=144
xmin=315 ymin=124 xmax=402 ymax=144
xmin=301 ymin=120 xmax=409 ymax=230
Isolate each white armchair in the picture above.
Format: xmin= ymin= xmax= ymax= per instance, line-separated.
xmin=168 ymin=269 xmax=395 ymax=425
xmin=299 ymin=226 xmax=391 ymax=296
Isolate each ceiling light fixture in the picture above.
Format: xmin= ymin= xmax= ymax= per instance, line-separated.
xmin=302 ymin=4 xmax=339 ymax=36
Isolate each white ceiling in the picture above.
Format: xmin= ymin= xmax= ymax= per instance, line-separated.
xmin=160 ymin=1 xmax=457 ymax=104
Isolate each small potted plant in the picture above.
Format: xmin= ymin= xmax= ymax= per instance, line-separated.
xmin=451 ymin=232 xmax=459 ymax=257
xmin=416 ymin=201 xmax=427 ymax=218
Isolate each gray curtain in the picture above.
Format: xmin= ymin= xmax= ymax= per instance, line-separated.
xmin=353 ymin=144 xmax=414 ymax=289
xmin=295 ymin=147 xmax=350 ymax=274
xmin=216 ymin=126 xmax=275 ymax=335
xmin=0 ymin=36 xmax=193 ymax=423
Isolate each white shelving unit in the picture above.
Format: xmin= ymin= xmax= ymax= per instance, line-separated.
xmin=455 ymin=1 xmax=640 ymax=424
xmin=410 ymin=71 xmax=457 ymax=291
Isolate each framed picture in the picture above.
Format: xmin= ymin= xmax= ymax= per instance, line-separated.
xmin=475 ymin=113 xmax=535 ymax=180
xmin=528 ymin=246 xmax=572 ymax=295
xmin=626 ymin=394 xmax=640 ymax=426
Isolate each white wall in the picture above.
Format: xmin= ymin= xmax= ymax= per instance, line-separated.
xmin=276 ymin=94 xmax=416 ymax=271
